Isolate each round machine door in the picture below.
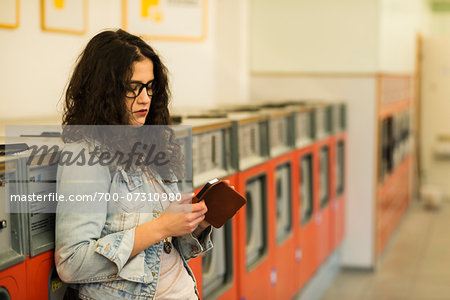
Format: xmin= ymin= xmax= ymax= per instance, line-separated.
xmin=0 ymin=287 xmax=11 ymax=300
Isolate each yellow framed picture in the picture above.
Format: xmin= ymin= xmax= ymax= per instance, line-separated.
xmin=0 ymin=0 xmax=20 ymax=29
xmin=122 ymin=0 xmax=208 ymax=42
xmin=41 ymin=0 xmax=88 ymax=35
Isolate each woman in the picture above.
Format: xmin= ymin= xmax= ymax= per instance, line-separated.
xmin=55 ymin=29 xmax=212 ymax=300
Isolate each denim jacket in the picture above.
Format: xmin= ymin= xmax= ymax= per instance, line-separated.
xmin=55 ymin=143 xmax=213 ymax=300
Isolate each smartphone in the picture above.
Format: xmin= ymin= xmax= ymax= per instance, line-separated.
xmin=196 ymin=178 xmax=220 ymax=199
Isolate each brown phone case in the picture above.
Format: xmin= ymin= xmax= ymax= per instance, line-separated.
xmin=193 ymin=180 xmax=246 ymax=228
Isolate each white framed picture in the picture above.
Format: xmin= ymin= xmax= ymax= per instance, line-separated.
xmin=0 ymin=0 xmax=20 ymax=29
xmin=122 ymin=0 xmax=208 ymax=42
xmin=41 ymin=0 xmax=88 ymax=35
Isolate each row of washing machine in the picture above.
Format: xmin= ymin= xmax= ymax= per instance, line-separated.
xmin=172 ymin=101 xmax=347 ymax=300
xmin=0 ymin=100 xmax=346 ymax=300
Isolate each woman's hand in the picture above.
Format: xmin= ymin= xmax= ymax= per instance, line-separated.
xmin=156 ymin=194 xmax=208 ymax=239
xmin=132 ymin=180 xmax=237 ymax=257
xmin=130 ymin=194 xmax=207 ymax=258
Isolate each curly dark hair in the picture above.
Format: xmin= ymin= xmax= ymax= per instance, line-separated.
xmin=63 ymin=29 xmax=169 ymax=126
xmin=62 ymin=29 xmax=183 ymax=179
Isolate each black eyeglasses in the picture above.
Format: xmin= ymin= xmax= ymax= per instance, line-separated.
xmin=126 ymin=80 xmax=153 ymax=100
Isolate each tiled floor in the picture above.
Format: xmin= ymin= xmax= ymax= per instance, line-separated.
xmin=321 ymin=201 xmax=450 ymax=300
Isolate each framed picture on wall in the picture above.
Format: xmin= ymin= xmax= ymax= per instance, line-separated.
xmin=122 ymin=0 xmax=208 ymax=42
xmin=41 ymin=0 xmax=88 ymax=35
xmin=0 ymin=0 xmax=20 ymax=29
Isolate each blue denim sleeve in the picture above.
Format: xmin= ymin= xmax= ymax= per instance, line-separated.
xmin=157 ymin=173 xmax=214 ymax=261
xmin=54 ymin=145 xmax=135 ymax=284
xmin=176 ymin=226 xmax=213 ymax=261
